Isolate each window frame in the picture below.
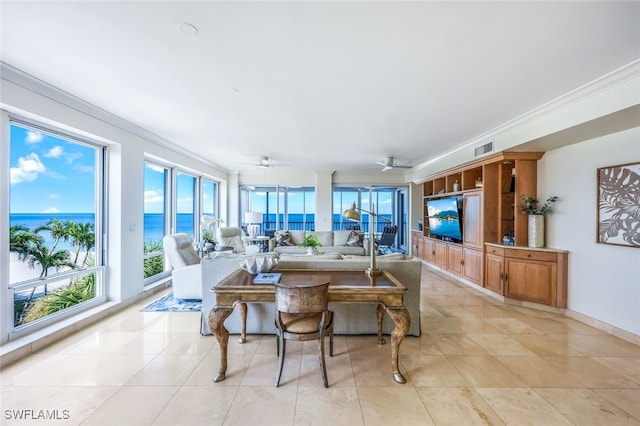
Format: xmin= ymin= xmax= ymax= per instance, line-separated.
xmin=6 ymin=116 xmax=107 ymax=340
xmin=143 ymin=158 xmax=220 ymax=286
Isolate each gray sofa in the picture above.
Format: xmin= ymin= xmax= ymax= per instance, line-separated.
xmin=200 ymin=254 xmax=422 ymax=337
xmin=268 ymin=230 xmax=367 ymax=256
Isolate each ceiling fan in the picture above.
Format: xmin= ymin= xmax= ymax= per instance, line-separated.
xmin=376 ymin=157 xmax=412 ymax=171
xmin=246 ymin=156 xmax=289 ymax=169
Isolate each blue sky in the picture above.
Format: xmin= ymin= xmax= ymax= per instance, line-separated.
xmin=10 ymin=124 xmax=96 ymax=214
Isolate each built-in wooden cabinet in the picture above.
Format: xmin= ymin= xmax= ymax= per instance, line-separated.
xmin=446 ymin=244 xmax=464 ymax=275
xmin=462 ymin=247 xmax=483 ymax=284
xmin=415 ymin=151 xmax=569 ymax=309
xmin=445 ymin=244 xmax=483 ymax=285
xmin=463 ymin=191 xmax=482 ymax=248
xmin=485 ymin=243 xmax=568 ymax=307
xmin=485 ymin=245 xmax=505 ymax=294
xmin=411 ymin=231 xmax=423 ymax=259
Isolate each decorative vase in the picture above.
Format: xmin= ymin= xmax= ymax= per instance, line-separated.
xmin=528 ymin=215 xmax=544 ymax=248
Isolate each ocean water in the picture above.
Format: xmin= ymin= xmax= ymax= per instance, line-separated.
xmin=10 ymin=213 xmax=175 ymax=248
xmin=10 ymin=212 xmax=393 ymax=249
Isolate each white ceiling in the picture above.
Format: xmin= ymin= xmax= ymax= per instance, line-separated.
xmin=2 ymin=1 xmax=639 ymax=174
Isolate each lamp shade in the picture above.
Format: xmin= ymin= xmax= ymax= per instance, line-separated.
xmin=244 ymin=212 xmax=262 ymax=224
xmin=342 ymin=202 xmax=361 ymax=221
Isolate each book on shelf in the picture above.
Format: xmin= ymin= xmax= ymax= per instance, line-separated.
xmin=253 ymin=272 xmax=282 ymax=284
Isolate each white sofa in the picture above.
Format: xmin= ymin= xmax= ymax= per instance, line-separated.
xmin=268 ymin=230 xmax=367 ymax=256
xmin=200 ymin=254 xmax=422 ymax=337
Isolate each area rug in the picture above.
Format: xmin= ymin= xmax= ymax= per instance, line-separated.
xmin=141 ymin=293 xmax=202 ymax=312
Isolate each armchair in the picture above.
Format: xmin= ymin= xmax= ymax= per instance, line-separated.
xmin=163 ymin=233 xmax=202 ymax=300
xmin=216 ymin=227 xmax=260 ymax=254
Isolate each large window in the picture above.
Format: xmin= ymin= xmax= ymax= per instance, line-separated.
xmin=8 ymin=121 xmax=105 ymax=335
xmin=333 ymin=186 xmax=408 ymax=251
xmin=176 ymin=172 xmax=197 ymax=237
xmin=240 ymin=186 xmax=315 ymax=233
xmin=144 ymin=161 xmax=219 ymax=282
xmin=143 ymin=162 xmax=169 ymax=281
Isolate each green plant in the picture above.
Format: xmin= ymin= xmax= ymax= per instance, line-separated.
xmin=21 ymin=272 xmax=96 ymax=324
xmin=300 ymin=233 xmax=321 ymax=248
xmin=520 ymin=195 xmax=558 ymax=215
xmin=144 ymin=240 xmax=165 ymax=278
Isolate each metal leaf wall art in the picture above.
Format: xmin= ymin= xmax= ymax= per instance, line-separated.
xmin=597 ymin=162 xmax=640 ymax=247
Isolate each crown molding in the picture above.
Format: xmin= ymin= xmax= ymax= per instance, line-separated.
xmin=413 ymin=59 xmax=640 ymax=173
xmin=0 ymin=61 xmax=227 ymax=172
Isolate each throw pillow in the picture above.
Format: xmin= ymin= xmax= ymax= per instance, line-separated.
xmin=274 ymin=230 xmax=293 ymax=246
xmin=345 ymin=230 xmax=364 ymax=247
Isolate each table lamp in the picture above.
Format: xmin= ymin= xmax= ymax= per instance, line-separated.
xmin=342 ymin=202 xmax=391 ymax=276
xmin=244 ymin=212 xmax=263 ymax=238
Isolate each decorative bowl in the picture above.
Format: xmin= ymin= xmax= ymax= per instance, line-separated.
xmin=239 ymin=255 xmax=278 ymax=274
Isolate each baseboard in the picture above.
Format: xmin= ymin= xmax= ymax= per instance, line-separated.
xmin=417 ymin=258 xmax=639 ymax=346
xmin=565 ymin=309 xmax=640 ymax=346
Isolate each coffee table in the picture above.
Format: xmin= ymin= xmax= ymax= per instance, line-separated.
xmin=208 ymin=268 xmax=411 ymax=384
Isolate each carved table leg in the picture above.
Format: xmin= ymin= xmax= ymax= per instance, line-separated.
xmin=376 ymin=303 xmax=386 ymax=345
xmin=384 ymin=307 xmax=411 ymax=384
xmin=237 ymin=302 xmax=247 ymax=343
xmin=208 ymin=307 xmax=234 ymax=382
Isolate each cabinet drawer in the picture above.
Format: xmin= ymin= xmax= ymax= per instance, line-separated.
xmin=504 ymin=249 xmax=556 ymax=262
xmin=486 ymin=246 xmax=504 ymax=256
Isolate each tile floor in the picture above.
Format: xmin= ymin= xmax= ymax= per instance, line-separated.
xmin=1 ymin=266 xmax=639 ymax=425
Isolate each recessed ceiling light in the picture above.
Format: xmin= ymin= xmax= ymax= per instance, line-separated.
xmin=178 ymin=22 xmax=199 ymax=36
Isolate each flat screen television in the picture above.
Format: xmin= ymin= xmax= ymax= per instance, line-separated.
xmin=425 ymin=196 xmax=463 ymax=243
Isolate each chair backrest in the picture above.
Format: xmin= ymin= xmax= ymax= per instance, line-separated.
xmin=275 ymin=281 xmax=330 ymax=314
xmin=378 ymin=225 xmax=398 ymax=246
xmin=216 ymin=227 xmax=246 ymax=253
xmin=163 ymin=233 xmax=200 ymax=268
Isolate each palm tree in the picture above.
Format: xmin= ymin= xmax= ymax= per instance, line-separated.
xmin=68 ymin=222 xmax=95 ymax=267
xmin=24 ymin=241 xmax=74 ymax=279
xmin=9 ymin=225 xmax=40 ymax=254
xmin=35 ymin=218 xmax=71 ymax=254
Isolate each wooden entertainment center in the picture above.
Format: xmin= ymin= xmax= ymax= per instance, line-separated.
xmin=413 ymin=151 xmax=568 ymax=308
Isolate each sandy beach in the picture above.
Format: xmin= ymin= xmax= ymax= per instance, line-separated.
xmin=9 ymin=252 xmax=92 ymax=288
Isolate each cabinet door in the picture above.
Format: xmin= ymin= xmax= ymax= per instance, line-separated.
xmin=434 ymin=241 xmax=447 ymax=268
xmin=462 ymin=247 xmax=483 ymax=284
xmin=422 ymin=239 xmax=434 ymax=263
xmin=463 ymin=192 xmax=482 ymax=248
xmin=447 ymin=244 xmax=463 ymax=276
xmin=485 ymin=253 xmax=504 ymax=294
xmin=505 ymin=258 xmax=556 ymax=305
xmin=411 ymin=233 xmax=419 ymax=257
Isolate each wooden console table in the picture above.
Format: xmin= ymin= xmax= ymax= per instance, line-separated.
xmin=208 ymin=269 xmax=411 ymax=384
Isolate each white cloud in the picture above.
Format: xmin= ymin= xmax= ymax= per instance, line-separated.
xmin=146 ymin=164 xmax=165 ymax=173
xmin=75 ymin=165 xmax=94 ymax=173
xmin=45 ymin=145 xmax=63 ymax=158
xmin=25 ymin=131 xmax=43 ymax=144
xmin=64 ymin=152 xmax=82 ymax=164
xmin=144 ymin=190 xmax=164 ymax=204
xmin=41 ymin=207 xmax=60 ymax=214
xmin=49 ymin=193 xmax=60 ymax=199
xmin=10 ymin=153 xmax=46 ymax=184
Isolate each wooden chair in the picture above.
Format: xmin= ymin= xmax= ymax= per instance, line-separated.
xmin=274 ymin=280 xmax=334 ymax=387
